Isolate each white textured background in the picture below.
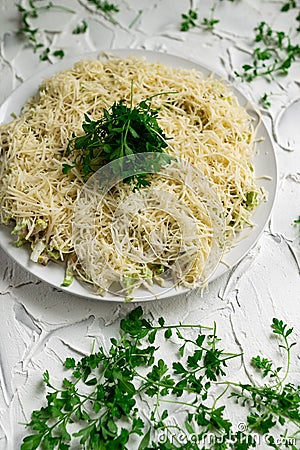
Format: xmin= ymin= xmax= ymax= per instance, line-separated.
xmin=0 ymin=0 xmax=300 ymax=449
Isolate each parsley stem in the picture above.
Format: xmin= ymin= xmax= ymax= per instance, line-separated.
xmin=154 ymin=324 xmax=213 ymax=331
xmin=211 ymin=384 xmax=230 ymax=410
xmin=129 ymin=9 xmax=142 ymax=29
xmin=34 ymin=4 xmax=75 ymax=14
xmin=275 ymin=334 xmax=291 ymax=390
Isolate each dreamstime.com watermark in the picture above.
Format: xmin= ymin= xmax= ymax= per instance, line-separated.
xmin=156 ymin=423 xmax=297 ymax=447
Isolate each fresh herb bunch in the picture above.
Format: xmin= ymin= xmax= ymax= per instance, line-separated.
xmin=63 ymin=89 xmax=174 ymax=189
xmin=21 ymin=307 xmax=299 ymax=450
xmin=236 ymin=21 xmax=300 ymax=81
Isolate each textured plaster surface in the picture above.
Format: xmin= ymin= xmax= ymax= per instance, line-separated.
xmin=0 ymin=1 xmax=299 ymax=448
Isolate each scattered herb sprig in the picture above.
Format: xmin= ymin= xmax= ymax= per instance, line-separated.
xmin=180 ymin=1 xmax=238 ymax=32
xmin=202 ymin=5 xmax=220 ymax=31
xmin=72 ymin=20 xmax=88 ymax=35
xmin=297 ymin=12 xmax=300 ymax=32
xmin=259 ymin=92 xmax=272 ymax=109
xmin=86 ymin=0 xmax=119 ymax=23
xmin=236 ymin=21 xmax=300 ymax=81
xmin=228 ymin=319 xmax=299 ymax=440
xmin=63 ymin=88 xmax=175 ymax=189
xmin=180 ymin=9 xmax=198 ymax=31
xmin=281 ymin=0 xmax=297 ymax=12
xmin=87 ymin=0 xmax=119 ymax=13
xmin=21 ymin=307 xmax=299 ymax=450
xmin=16 ymin=0 xmax=118 ymax=60
xmin=17 ymin=1 xmax=74 ymax=61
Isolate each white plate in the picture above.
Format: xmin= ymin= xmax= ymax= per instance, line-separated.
xmin=0 ymin=49 xmax=277 ymax=302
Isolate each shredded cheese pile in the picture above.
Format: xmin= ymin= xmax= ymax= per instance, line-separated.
xmin=0 ymin=55 xmax=262 ymax=295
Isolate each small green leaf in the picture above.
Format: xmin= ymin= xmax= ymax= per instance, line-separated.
xmin=21 ymin=434 xmax=42 ymax=450
xmin=58 ymin=422 xmax=71 ymax=441
xmin=107 ymin=418 xmax=118 ymax=434
xmin=64 ymin=357 xmax=76 ymax=369
xmin=62 ymin=163 xmax=74 ymax=174
xmin=148 ymin=329 xmax=157 ymax=344
xmin=164 ymin=328 xmax=172 ymax=339
xmin=73 ymin=423 xmax=95 ymax=444
xmin=43 ymin=370 xmax=50 ymax=385
xmin=185 ymin=421 xmax=194 ymax=434
xmin=85 ymin=377 xmax=97 ymax=386
xmin=158 ymin=317 xmax=165 ymax=326
xmin=52 ymin=49 xmax=64 ymax=59
xmin=72 ymin=19 xmax=88 ymax=34
xmin=138 ymin=428 xmax=151 ymax=450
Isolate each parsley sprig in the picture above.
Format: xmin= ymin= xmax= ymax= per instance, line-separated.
xmin=86 ymin=0 xmax=119 ymax=23
xmin=259 ymin=92 xmax=272 ymax=109
xmin=228 ymin=319 xmax=298 ymax=439
xmin=202 ymin=5 xmax=220 ymax=31
xmin=16 ymin=0 xmax=119 ymax=60
xmin=236 ymin=21 xmax=300 ymax=81
xmin=180 ymin=1 xmax=239 ymax=31
xmin=17 ymin=1 xmax=74 ymax=61
xmin=63 ymin=89 xmax=175 ymax=189
xmin=21 ymin=308 xmax=299 ymax=449
xmin=87 ymin=0 xmax=119 ymax=14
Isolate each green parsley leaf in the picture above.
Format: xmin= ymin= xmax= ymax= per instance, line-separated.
xmin=21 ymin=310 xmax=299 ymax=449
xmin=236 ymin=21 xmax=300 ymax=81
xmin=72 ymin=19 xmax=88 ymax=34
xmin=64 ymin=87 xmax=175 ymax=189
